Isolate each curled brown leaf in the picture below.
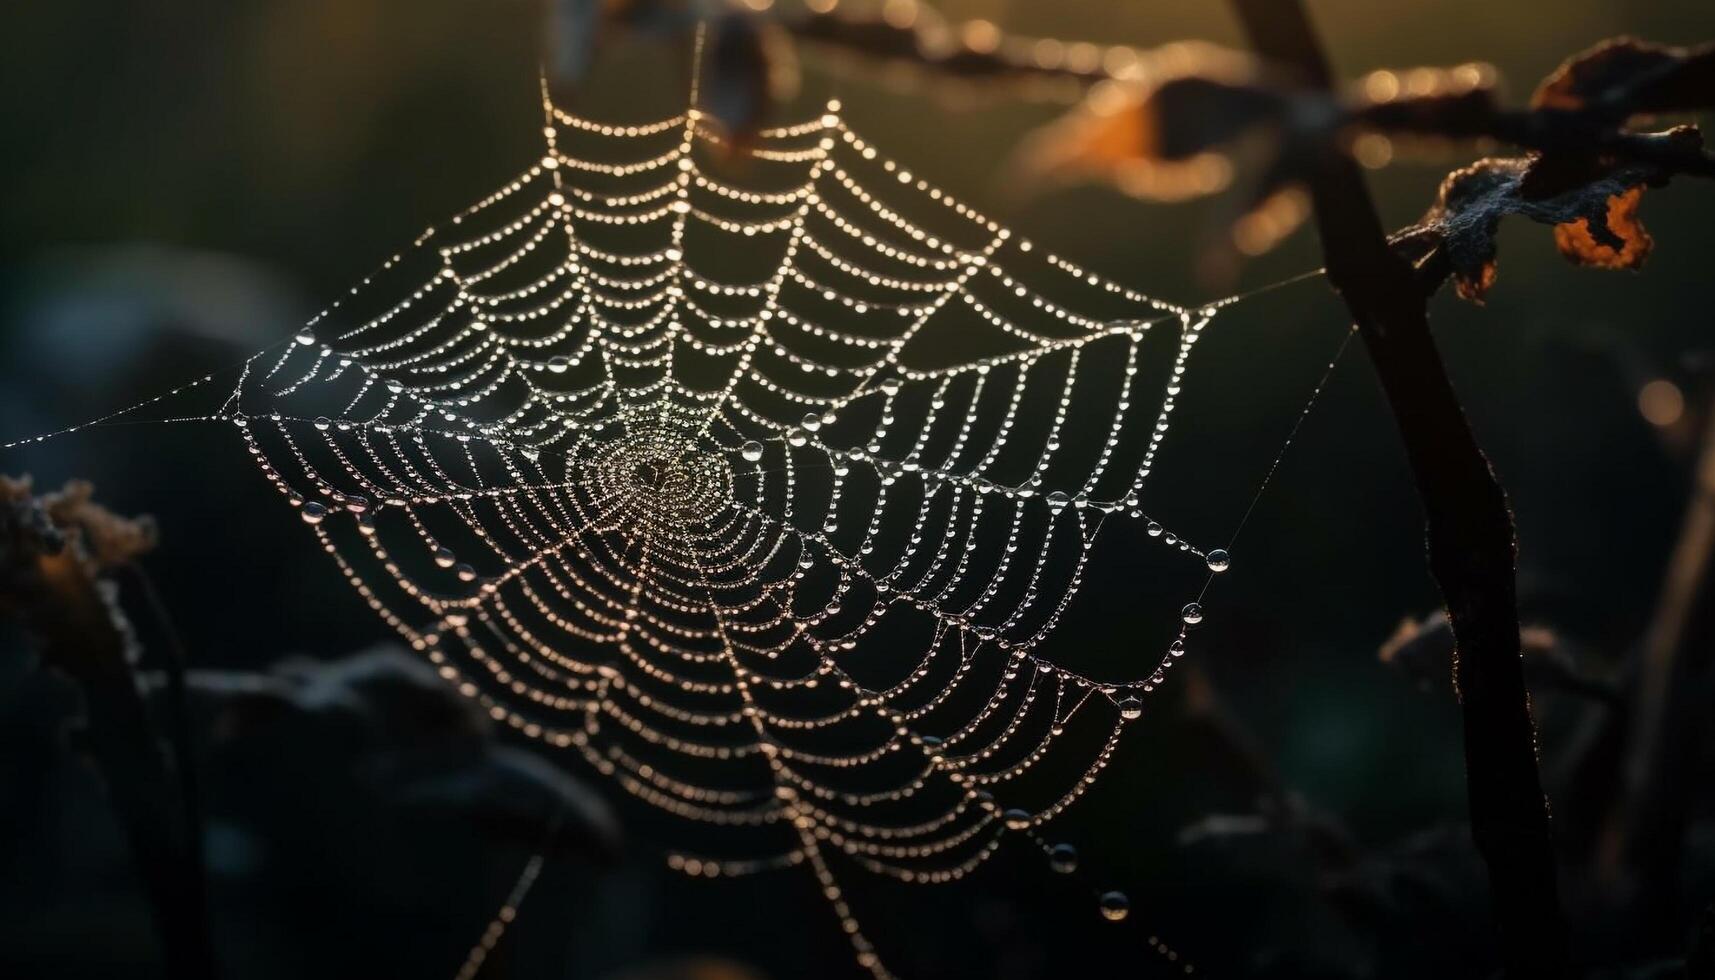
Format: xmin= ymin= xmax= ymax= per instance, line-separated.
xmin=1397 ymin=152 xmax=1668 ymax=302
xmin=1532 ymin=36 xmax=1715 ymax=118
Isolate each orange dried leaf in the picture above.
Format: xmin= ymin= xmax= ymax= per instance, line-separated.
xmin=1552 ymin=186 xmax=1653 ymax=270
xmin=1399 ymin=154 xmax=1664 ymax=303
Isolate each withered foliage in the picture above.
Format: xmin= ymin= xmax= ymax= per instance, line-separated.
xmin=1532 ymin=35 xmax=1715 ymax=117
xmin=1385 ymin=40 xmax=1714 ymax=301
xmin=0 ymin=475 xmax=157 ymax=606
xmin=546 ymin=3 xmax=1714 ymax=300
xmin=1393 ymin=152 xmax=1674 ymax=302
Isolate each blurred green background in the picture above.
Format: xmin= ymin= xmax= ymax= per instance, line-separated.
xmin=2 ymin=2 xmax=1712 ymax=978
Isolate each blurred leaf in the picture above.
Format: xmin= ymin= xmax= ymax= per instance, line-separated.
xmin=1532 ymin=37 xmax=1715 ymax=118
xmin=1011 ymin=44 xmax=1265 ymax=203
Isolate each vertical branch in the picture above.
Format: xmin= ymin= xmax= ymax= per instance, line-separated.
xmin=1227 ymin=2 xmax=1568 ymax=976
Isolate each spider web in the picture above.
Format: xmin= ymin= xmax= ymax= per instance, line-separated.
xmin=230 ymin=89 xmax=1240 ymax=975
xmin=1 ymin=61 xmax=1348 ymax=980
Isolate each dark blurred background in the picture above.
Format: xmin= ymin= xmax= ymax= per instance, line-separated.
xmin=2 ymin=2 xmax=1713 ymax=978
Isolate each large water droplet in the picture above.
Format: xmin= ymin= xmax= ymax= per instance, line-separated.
xmin=1205 ymin=549 xmax=1231 ymax=573
xmin=787 ymin=431 xmax=808 ymax=448
xmin=1003 ymin=808 xmax=1032 ymax=830
xmin=300 ymin=502 xmax=328 ymax=525
xmin=740 ymin=440 xmax=764 ymax=462
xmin=433 ymin=546 xmax=458 ymax=569
xmin=800 ymin=412 xmax=822 ymax=432
xmin=1049 ymin=843 xmax=1078 ymax=874
xmin=455 ymin=562 xmax=478 ymax=583
xmin=1099 ymin=891 xmax=1130 ymax=922
xmin=1118 ymin=696 xmax=1144 ymax=721
xmin=1181 ymin=602 xmax=1204 ymax=625
xmin=1046 ymin=490 xmax=1070 ymax=509
xmin=313 ymin=416 xmax=332 ymax=431
xmin=547 ymin=355 xmax=570 ymax=374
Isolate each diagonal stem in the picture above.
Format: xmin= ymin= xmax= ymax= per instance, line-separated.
xmin=1227 ymin=2 xmax=1569 ymax=976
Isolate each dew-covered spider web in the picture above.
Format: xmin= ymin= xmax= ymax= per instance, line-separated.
xmin=3 ymin=39 xmax=1354 ymax=980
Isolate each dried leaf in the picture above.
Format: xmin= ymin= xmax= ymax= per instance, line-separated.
xmin=1532 ymin=36 xmax=1715 ymax=118
xmin=2 ymin=476 xmax=156 ymax=578
xmin=42 ymin=480 xmax=159 ymax=570
xmin=1399 ymin=154 xmax=1665 ymax=302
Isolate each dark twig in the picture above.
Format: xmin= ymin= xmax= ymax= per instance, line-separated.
xmin=1228 ymin=3 xmax=1569 ymax=977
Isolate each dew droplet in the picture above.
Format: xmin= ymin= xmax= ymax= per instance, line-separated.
xmin=787 ymin=431 xmax=808 ymax=448
xmin=1003 ymin=808 xmax=1032 ymax=830
xmin=313 ymin=416 xmax=332 ymax=431
xmin=740 ymin=440 xmax=764 ymax=462
xmin=1181 ymin=602 xmax=1204 ymax=625
xmin=294 ymin=332 xmax=316 ymax=346
xmin=1147 ymin=521 xmax=1163 ymax=537
xmin=547 ymin=355 xmax=570 ymax=374
xmin=455 ymin=562 xmax=478 ymax=583
xmin=1046 ymin=490 xmax=1070 ymax=509
xmin=1099 ymin=891 xmax=1131 ymax=922
xmin=1118 ymin=696 xmax=1144 ymax=721
xmin=1205 ymin=549 xmax=1230 ymax=573
xmin=300 ymin=502 xmax=328 ymax=525
xmin=343 ymin=494 xmax=369 ymax=514
xmin=433 ymin=546 xmax=458 ymax=569
xmin=800 ymin=412 xmax=822 ymax=432
xmin=1049 ymin=843 xmax=1078 ymax=874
